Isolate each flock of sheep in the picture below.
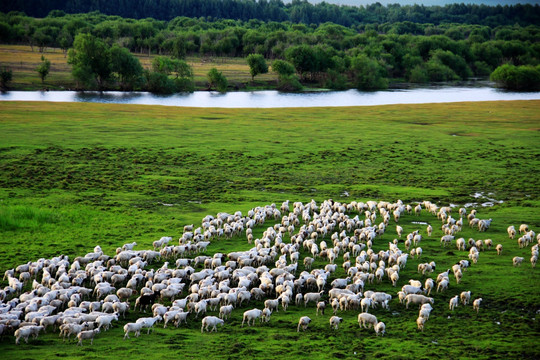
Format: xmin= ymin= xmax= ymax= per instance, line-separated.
xmin=0 ymin=199 xmax=538 ymax=346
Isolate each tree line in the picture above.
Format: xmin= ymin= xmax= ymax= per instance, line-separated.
xmin=1 ymin=10 xmax=538 ymax=91
xmin=1 ymin=0 xmax=539 ymax=28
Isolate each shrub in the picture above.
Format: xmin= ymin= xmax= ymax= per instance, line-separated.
xmin=490 ymin=64 xmax=540 ymax=91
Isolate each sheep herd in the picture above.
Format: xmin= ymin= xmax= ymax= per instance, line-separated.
xmin=1 ymin=199 xmax=538 ymax=346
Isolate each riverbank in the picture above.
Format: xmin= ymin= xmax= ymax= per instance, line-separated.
xmin=0 ymin=44 xmax=497 ymax=93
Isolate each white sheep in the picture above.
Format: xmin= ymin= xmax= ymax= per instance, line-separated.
xmin=242 ymin=309 xmax=263 ymax=327
xmin=531 ymin=255 xmax=537 ymax=268
xmin=136 ymin=315 xmax=162 ymax=334
xmin=316 ymin=301 xmax=326 ymax=315
xmin=507 ymin=225 xmax=516 ymax=239
xmin=496 ymin=244 xmax=503 ymax=255
xmin=304 ymin=292 xmax=323 ymax=307
xmin=96 ymin=313 xmax=118 ymax=331
xmin=449 ymin=295 xmax=459 ymax=311
xmin=472 ymin=298 xmax=483 ymax=313
xmin=437 ymin=279 xmax=449 ymax=292
xmin=174 ymin=312 xmax=189 ymax=327
xmin=297 ymin=316 xmax=311 ymax=332
xmin=358 ymin=312 xmax=378 ymax=329
xmin=201 ymin=316 xmax=224 ymax=333
xmin=77 ymin=329 xmax=100 ymax=346
xmin=418 ymin=303 xmax=433 ymax=320
xmin=14 ymin=325 xmax=44 ymax=345
xmin=374 ymin=321 xmax=386 ymax=336
xmin=219 ymin=305 xmax=233 ymax=320
xmin=513 ymin=256 xmax=524 ymax=267
xmin=262 ymin=307 xmax=272 ymax=323
xmin=416 ymin=316 xmax=426 ymax=331
xmin=460 ymin=291 xmax=471 ymax=305
xmin=329 ymin=316 xmax=343 ymax=330
xmin=123 ymin=322 xmax=144 ymax=339
xmin=405 ymin=294 xmax=434 ymax=309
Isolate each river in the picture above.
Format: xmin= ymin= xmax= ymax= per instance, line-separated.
xmin=1 ymin=86 xmax=539 ymax=108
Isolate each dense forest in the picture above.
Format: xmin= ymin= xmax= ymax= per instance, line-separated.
xmin=0 ymin=3 xmax=539 ymax=91
xmin=1 ymin=0 xmax=540 ymax=27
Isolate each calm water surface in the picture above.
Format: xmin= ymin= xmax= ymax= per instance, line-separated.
xmin=1 ymin=87 xmax=539 ymax=108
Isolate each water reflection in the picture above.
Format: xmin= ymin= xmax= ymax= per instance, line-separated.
xmin=1 ymin=87 xmax=539 ymax=108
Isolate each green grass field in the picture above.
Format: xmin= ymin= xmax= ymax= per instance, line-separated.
xmin=0 ymin=100 xmax=539 ymax=359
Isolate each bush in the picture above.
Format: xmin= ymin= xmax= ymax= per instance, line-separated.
xmin=490 ymin=64 xmax=540 ymax=91
xmin=409 ymin=65 xmax=429 ymax=83
xmin=207 ymin=68 xmax=228 ymax=93
xmin=350 ymin=55 xmax=388 ymax=90
xmin=324 ymin=70 xmax=348 ymax=90
xmin=175 ymin=77 xmax=195 ymax=92
xmin=425 ymin=60 xmax=459 ymax=82
xmin=144 ymin=71 xmax=177 ymax=94
xmin=0 ymin=67 xmax=13 ymax=89
xmin=277 ymin=75 xmax=303 ymax=92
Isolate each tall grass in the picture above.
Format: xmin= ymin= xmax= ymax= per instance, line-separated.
xmin=0 ymin=205 xmax=58 ymax=230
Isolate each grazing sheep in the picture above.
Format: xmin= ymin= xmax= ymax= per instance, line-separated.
xmin=374 ymin=321 xmax=386 ymax=336
xmin=219 ymin=305 xmax=233 ymax=320
xmin=496 ymin=244 xmax=503 ymax=255
xmin=513 ymin=256 xmax=524 ymax=267
xmin=261 ymin=308 xmax=272 ymax=323
xmin=316 ymin=301 xmax=325 ymax=315
xmin=437 ymin=279 xmax=449 ymax=292
xmin=77 ymin=329 xmax=100 ymax=346
xmin=460 ymin=291 xmax=471 ymax=306
xmin=297 ymin=316 xmax=311 ymax=332
xmin=242 ymin=309 xmax=263 ymax=327
xmin=329 ymin=316 xmax=343 ymax=330
xmin=201 ymin=316 xmax=224 ymax=333
xmin=416 ymin=316 xmax=426 ymax=331
xmin=405 ymin=294 xmax=434 ymax=309
xmin=123 ymin=322 xmax=144 ymax=339
xmin=449 ymin=295 xmax=459 ymax=311
xmin=519 ymin=224 xmax=529 ymax=234
xmin=507 ymin=226 xmax=516 ymax=239
xmin=473 ymin=298 xmax=483 ymax=313
xmin=358 ymin=312 xmax=378 ymax=329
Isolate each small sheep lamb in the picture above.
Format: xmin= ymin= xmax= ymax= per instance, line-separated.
xmin=297 ymin=316 xmax=311 ymax=332
xmin=472 ymin=298 xmax=483 ymax=313
xmin=449 ymin=295 xmax=459 ymax=311
xmin=513 ymin=256 xmax=524 ymax=267
xmin=329 ymin=316 xmax=343 ymax=330
xmin=374 ymin=321 xmax=386 ymax=336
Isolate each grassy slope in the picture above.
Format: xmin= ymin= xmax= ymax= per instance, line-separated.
xmin=0 ymin=100 xmax=539 ymax=359
xmin=0 ymin=45 xmax=277 ymax=90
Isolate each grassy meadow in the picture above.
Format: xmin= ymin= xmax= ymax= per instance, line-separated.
xmin=0 ymin=45 xmax=277 ymax=90
xmin=0 ymin=100 xmax=539 ymax=359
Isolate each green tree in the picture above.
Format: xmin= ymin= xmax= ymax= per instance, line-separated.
xmin=207 ymin=68 xmax=228 ymax=92
xmin=0 ymin=67 xmax=13 ymax=89
xmin=350 ymin=55 xmax=388 ymax=90
xmin=285 ymin=44 xmax=317 ymax=80
xmin=490 ymin=64 xmax=540 ymax=91
xmin=110 ymin=45 xmax=143 ymax=90
xmin=36 ymin=55 xmax=51 ymax=83
xmin=68 ymin=33 xmax=111 ymax=89
xmin=272 ymin=60 xmax=296 ymax=77
xmin=246 ymin=53 xmax=268 ymax=81
xmin=144 ymin=70 xmax=177 ymax=94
